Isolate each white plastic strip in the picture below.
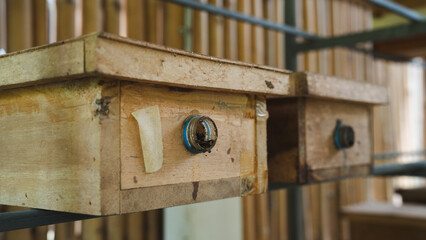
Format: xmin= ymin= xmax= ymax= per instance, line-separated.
xmin=131 ymin=105 xmax=164 ymax=173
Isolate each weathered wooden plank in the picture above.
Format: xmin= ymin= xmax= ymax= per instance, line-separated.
xmin=290 ymin=72 xmax=389 ymax=104
xmin=0 ymin=33 xmax=291 ymax=95
xmin=120 ymin=177 xmax=240 ymax=213
xmin=92 ymin=35 xmax=291 ymax=95
xmin=304 ymin=99 xmax=371 ymax=170
xmin=0 ymin=39 xmax=85 ymax=90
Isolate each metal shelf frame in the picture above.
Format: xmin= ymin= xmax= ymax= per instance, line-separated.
xmin=1 ymin=0 xmax=426 ymax=235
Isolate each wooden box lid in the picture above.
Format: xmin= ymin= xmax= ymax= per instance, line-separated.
xmin=0 ymin=32 xmax=290 ymax=96
xmin=0 ymin=32 xmax=387 ymax=104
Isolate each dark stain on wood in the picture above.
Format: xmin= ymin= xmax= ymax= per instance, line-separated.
xmin=265 ymin=80 xmax=274 ymax=89
xmin=227 ymin=148 xmax=231 ymax=155
xmin=133 ymin=176 xmax=138 ymax=184
xmin=95 ymin=97 xmax=113 ymax=117
xmin=240 ymin=176 xmax=255 ymax=196
xmin=192 ymin=181 xmax=199 ymax=200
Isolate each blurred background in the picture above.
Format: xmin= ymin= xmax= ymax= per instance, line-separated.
xmin=0 ymin=0 xmax=425 ymax=239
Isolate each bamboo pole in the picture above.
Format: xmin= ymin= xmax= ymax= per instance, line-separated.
xmin=33 ymin=0 xmax=48 ymax=47
xmin=127 ymin=0 xmax=145 ymax=40
xmin=146 ymin=210 xmax=162 ymax=240
xmin=237 ymin=0 xmax=251 ymax=63
xmin=224 ymin=0 xmax=237 ymax=60
xmin=193 ymin=0 xmax=209 ymax=55
xmin=57 ymin=0 xmax=75 ymax=41
xmin=164 ymin=1 xmax=184 ymax=49
xmin=106 ymin=215 xmax=125 ymax=240
xmin=146 ymin=0 xmax=164 ymax=44
xmin=6 ymin=0 xmax=33 ymax=52
xmin=82 ymin=218 xmax=103 ymax=240
xmin=4 ymin=1 xmax=33 ymax=239
xmin=209 ymin=0 xmax=224 ymax=58
xmin=126 ymin=213 xmax=144 ymax=240
xmin=0 ymin=0 xmax=6 ymax=51
xmin=83 ymin=0 xmax=103 ymax=34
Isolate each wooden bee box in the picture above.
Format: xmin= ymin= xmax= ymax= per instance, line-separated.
xmin=267 ymin=72 xmax=388 ymax=184
xmin=342 ymin=202 xmax=426 ymax=240
xmin=0 ymin=33 xmax=291 ymax=215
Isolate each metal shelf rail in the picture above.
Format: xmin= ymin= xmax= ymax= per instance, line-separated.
xmin=1 ymin=0 xmax=426 ymax=236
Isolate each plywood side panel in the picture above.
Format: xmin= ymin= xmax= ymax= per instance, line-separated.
xmin=120 ymin=82 xmax=255 ymax=189
xmin=0 ymin=79 xmax=105 ymax=215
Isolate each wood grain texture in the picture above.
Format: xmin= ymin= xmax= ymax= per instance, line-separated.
xmin=290 ymin=72 xmax=389 ymax=104
xmin=93 ymin=35 xmax=290 ymax=95
xmin=120 ymin=177 xmax=240 ymax=213
xmin=0 ymin=78 xmax=120 ymax=215
xmin=120 ymin=83 xmax=254 ymax=189
xmin=0 ymin=78 xmax=110 ymax=215
xmin=0 ymin=33 xmax=291 ymax=95
xmin=304 ymin=99 xmax=371 ymax=170
xmin=267 ymin=97 xmax=373 ymax=183
xmin=0 ymin=39 xmax=85 ymax=90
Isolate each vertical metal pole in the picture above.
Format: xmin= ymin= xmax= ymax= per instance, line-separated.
xmin=285 ymin=1 xmax=304 ymax=240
